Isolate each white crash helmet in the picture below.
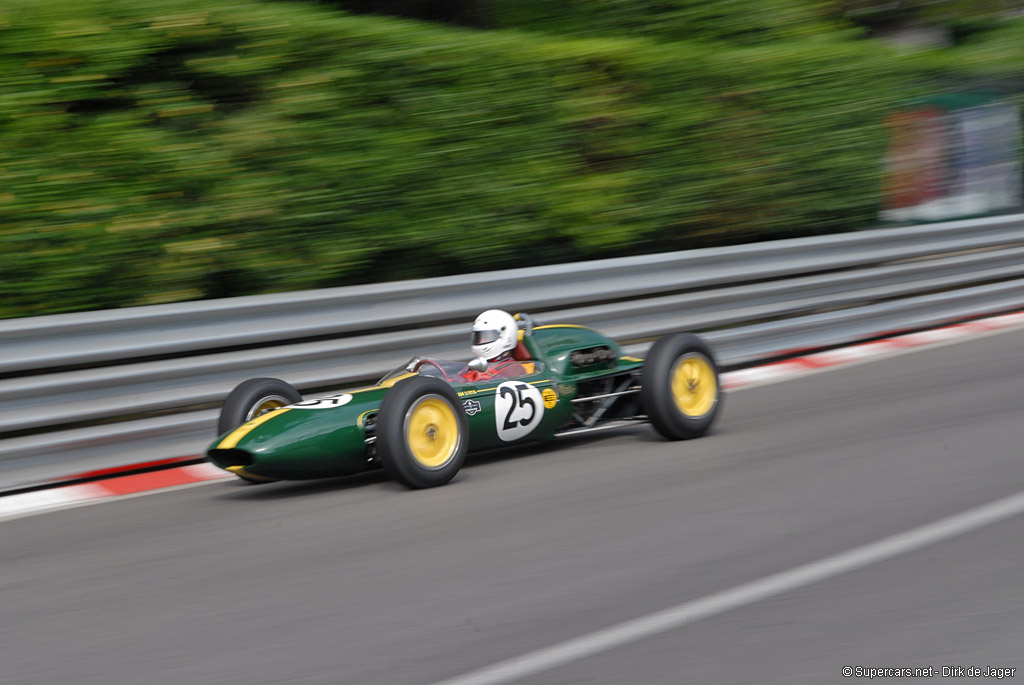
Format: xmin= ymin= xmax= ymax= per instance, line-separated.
xmin=471 ymin=309 xmax=518 ymax=361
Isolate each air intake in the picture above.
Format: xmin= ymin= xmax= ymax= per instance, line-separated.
xmin=207 ymin=449 xmax=254 ymax=469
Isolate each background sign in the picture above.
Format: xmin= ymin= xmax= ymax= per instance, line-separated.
xmin=882 ymin=98 xmax=1021 ymax=222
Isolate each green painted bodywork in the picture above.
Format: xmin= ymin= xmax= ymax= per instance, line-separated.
xmin=206 ymin=325 xmax=643 ymax=480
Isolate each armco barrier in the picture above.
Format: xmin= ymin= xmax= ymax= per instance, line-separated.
xmin=2 ymin=213 xmax=1024 ymax=485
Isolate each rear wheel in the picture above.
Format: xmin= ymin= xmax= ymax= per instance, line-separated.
xmin=217 ymin=378 xmax=301 ymax=482
xmin=376 ymin=376 xmax=468 ymax=489
xmin=641 ymin=333 xmax=721 ymax=440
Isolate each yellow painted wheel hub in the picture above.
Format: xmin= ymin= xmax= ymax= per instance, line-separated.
xmin=405 ymin=396 xmax=460 ymax=469
xmin=670 ymin=353 xmax=718 ymax=417
xmin=245 ymin=396 xmax=289 ymax=422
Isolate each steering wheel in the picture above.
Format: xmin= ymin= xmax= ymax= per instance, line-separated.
xmin=413 ymin=359 xmax=452 ymax=382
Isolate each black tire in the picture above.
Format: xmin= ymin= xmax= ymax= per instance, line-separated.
xmin=217 ymin=378 xmax=302 ymax=483
xmin=376 ymin=376 xmax=468 ymax=489
xmin=640 ymin=333 xmax=722 ymax=440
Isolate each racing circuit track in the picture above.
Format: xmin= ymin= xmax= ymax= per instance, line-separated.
xmin=2 ymin=326 xmax=1023 ymax=684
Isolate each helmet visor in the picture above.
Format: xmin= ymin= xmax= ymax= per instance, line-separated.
xmin=472 ymin=329 xmax=501 ymax=346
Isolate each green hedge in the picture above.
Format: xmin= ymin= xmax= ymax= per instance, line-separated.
xmin=481 ymin=0 xmax=847 ymax=44
xmin=327 ymin=0 xmax=848 ymax=44
xmin=0 ymin=0 xmax=924 ymax=317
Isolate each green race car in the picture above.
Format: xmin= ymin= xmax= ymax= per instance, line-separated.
xmin=206 ymin=316 xmax=721 ymax=488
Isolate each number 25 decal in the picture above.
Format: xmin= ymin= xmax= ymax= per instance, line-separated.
xmin=289 ymin=393 xmax=353 ymax=410
xmin=494 ymin=382 xmax=544 ymax=442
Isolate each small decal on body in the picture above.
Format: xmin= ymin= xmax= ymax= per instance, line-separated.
xmin=463 ymin=399 xmax=482 ymax=416
xmin=541 ymin=388 xmax=558 ymax=409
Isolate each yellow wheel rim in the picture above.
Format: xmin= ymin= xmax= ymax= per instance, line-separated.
xmin=405 ymin=395 xmax=460 ymax=469
xmin=245 ymin=396 xmax=289 ymax=422
xmin=670 ymin=353 xmax=718 ymax=417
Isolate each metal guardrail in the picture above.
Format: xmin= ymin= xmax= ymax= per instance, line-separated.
xmin=2 ymin=213 xmax=1024 ymax=485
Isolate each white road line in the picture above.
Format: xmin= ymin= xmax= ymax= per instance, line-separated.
xmin=0 ymin=485 xmax=97 ymax=521
xmin=0 ymin=478 xmax=229 ymax=524
xmin=723 ymin=316 xmax=1024 ymax=391
xmin=430 ymin=489 xmax=1024 ymax=685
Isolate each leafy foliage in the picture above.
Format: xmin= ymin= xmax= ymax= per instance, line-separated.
xmin=0 ymin=0 xmax=1005 ymax=318
xmin=483 ymin=0 xmax=847 ymax=44
xmin=320 ymin=0 xmax=848 ymax=43
xmin=835 ymin=0 xmax=1024 ymax=29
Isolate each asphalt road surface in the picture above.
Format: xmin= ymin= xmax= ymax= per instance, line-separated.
xmin=3 ymin=328 xmax=1023 ymax=685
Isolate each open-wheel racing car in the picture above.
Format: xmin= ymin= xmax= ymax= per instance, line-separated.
xmin=206 ymin=315 xmax=722 ymax=488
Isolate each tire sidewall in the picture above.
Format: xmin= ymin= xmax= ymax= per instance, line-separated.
xmin=376 ymin=376 xmax=469 ymax=489
xmin=641 ymin=333 xmax=722 ymax=440
xmin=217 ymin=377 xmax=302 ymax=436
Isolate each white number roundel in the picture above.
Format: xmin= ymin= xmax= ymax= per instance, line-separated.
xmin=494 ymin=382 xmax=544 ymax=441
xmin=288 ymin=393 xmax=353 ymax=410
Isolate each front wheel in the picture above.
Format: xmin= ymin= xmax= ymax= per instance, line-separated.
xmin=217 ymin=377 xmax=302 ymax=483
xmin=641 ymin=333 xmax=721 ymax=440
xmin=376 ymin=376 xmax=468 ymax=489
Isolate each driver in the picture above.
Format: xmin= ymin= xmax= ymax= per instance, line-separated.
xmin=460 ymin=309 xmax=527 ymax=381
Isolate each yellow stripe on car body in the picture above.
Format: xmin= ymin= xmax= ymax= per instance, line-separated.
xmin=226 ymin=466 xmax=277 ymax=482
xmin=217 ymin=408 xmax=291 ymax=449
